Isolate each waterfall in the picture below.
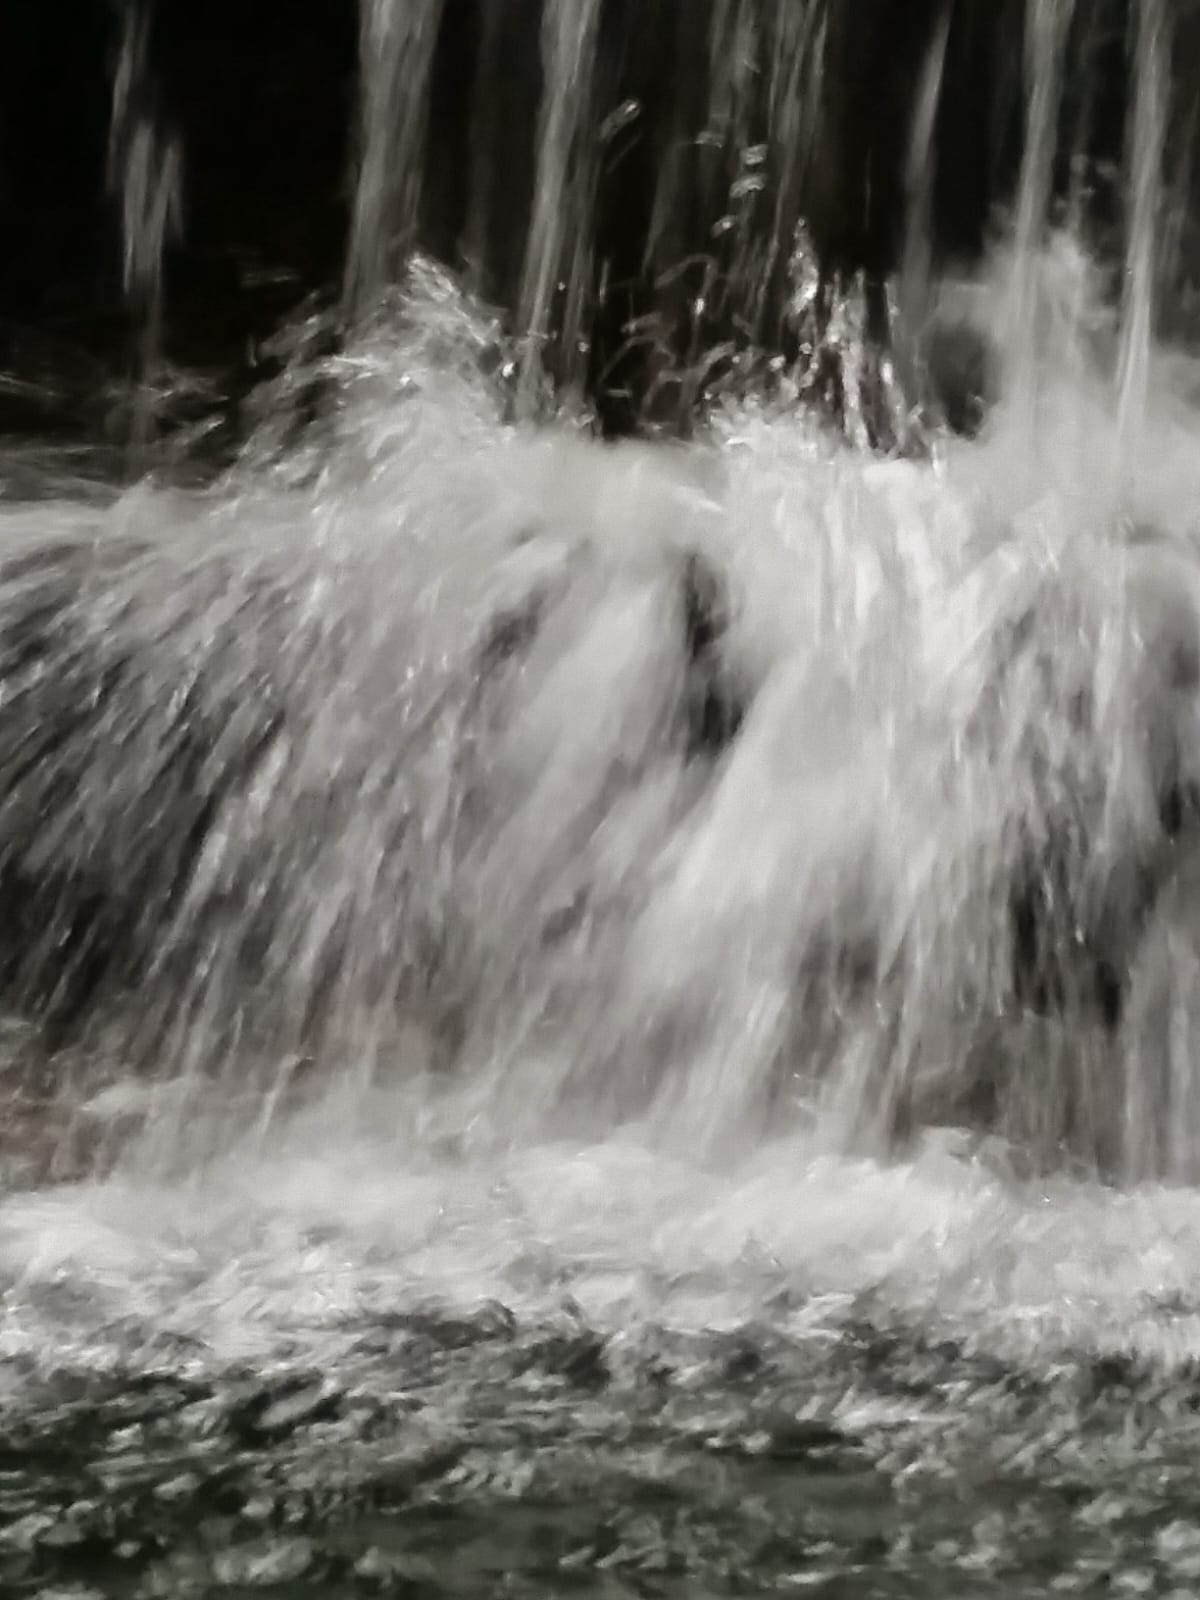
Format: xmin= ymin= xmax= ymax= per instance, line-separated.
xmin=8 ymin=11 xmax=1200 ymax=1595
xmin=344 ymin=0 xmax=446 ymax=319
xmin=1003 ymin=0 xmax=1078 ymax=441
xmin=0 ymin=0 xmax=1196 ymax=1185
xmin=1116 ymin=0 xmax=1172 ymax=460
xmin=107 ymin=0 xmax=183 ymax=453
xmin=898 ymin=2 xmax=953 ymax=379
xmin=515 ymin=0 xmax=604 ymax=408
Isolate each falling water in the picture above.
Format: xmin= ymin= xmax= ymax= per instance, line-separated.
xmin=1003 ymin=0 xmax=1077 ymax=437
xmin=643 ymin=0 xmax=827 ymax=401
xmin=1116 ymin=0 xmax=1171 ymax=458
xmin=897 ymin=2 xmax=953 ymax=383
xmin=107 ymin=1 xmax=184 ymax=453
xmin=8 ymin=4 xmax=1200 ymax=1595
xmin=343 ymin=0 xmax=445 ymax=319
xmin=761 ymin=2 xmax=826 ymax=327
xmin=516 ymin=0 xmax=603 ymax=405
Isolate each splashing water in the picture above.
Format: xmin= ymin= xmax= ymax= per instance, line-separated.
xmin=344 ymin=0 xmax=446 ymax=320
xmin=1003 ymin=0 xmax=1079 ymax=437
xmin=0 ymin=246 xmax=1199 ymax=1588
xmin=7 ymin=5 xmax=1200 ymax=1596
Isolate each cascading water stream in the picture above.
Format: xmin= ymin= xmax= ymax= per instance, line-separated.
xmin=8 ymin=4 xmax=1200 ymax=1594
xmin=343 ymin=0 xmax=445 ymax=320
xmin=897 ymin=2 xmax=953 ymax=395
xmin=515 ymin=0 xmax=603 ymax=408
xmin=107 ymin=0 xmax=183 ymax=456
xmin=14 ymin=0 xmax=1200 ymax=1301
xmin=1116 ymin=0 xmax=1171 ymax=460
xmin=1003 ymin=0 xmax=1078 ymax=445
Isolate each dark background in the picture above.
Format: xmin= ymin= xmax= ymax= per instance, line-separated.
xmin=0 ymin=0 xmax=1189 ymax=436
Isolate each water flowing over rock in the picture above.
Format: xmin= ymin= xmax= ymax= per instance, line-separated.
xmin=3 ymin=6 xmax=1200 ymax=1597
xmin=0 ymin=0 xmax=1195 ymax=1180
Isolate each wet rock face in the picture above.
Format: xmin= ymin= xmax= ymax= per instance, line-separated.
xmin=0 ymin=536 xmax=293 ymax=1052
xmin=922 ymin=320 xmax=996 ymax=439
xmin=679 ymin=551 xmax=746 ymax=761
xmin=3 ymin=469 xmax=1200 ymax=1184
xmin=767 ymin=524 xmax=1200 ymax=1179
xmin=982 ymin=543 xmax=1200 ymax=1174
xmin=0 ymin=509 xmax=746 ymax=1072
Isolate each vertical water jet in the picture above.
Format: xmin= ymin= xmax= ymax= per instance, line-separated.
xmin=897 ymin=2 xmax=953 ymax=395
xmin=516 ymin=0 xmax=603 ymax=410
xmin=345 ymin=0 xmax=446 ymax=320
xmin=108 ymin=0 xmax=183 ymax=455
xmin=463 ymin=0 xmax=540 ymax=307
xmin=1004 ymin=0 xmax=1076 ymax=436
xmin=1116 ymin=0 xmax=1171 ymax=462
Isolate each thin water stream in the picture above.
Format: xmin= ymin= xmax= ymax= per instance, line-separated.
xmin=107 ymin=0 xmax=183 ymax=457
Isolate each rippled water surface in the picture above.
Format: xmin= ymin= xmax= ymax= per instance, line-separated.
xmin=11 ymin=1126 xmax=1200 ymax=1597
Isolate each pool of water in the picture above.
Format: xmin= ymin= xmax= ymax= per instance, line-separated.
xmin=7 ymin=1126 xmax=1200 ymax=1597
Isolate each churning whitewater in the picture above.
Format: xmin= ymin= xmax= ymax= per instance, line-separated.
xmin=4 ymin=247 xmax=1200 ymax=1176
xmin=0 ymin=240 xmax=1196 ymax=1273
xmin=10 ymin=0 xmax=1200 ymax=1588
xmin=7 ymin=249 xmax=1200 ymax=1592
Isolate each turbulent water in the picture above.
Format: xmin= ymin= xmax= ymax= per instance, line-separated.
xmin=5 ymin=0 xmax=1200 ymax=1590
xmin=3 ymin=241 xmax=1200 ymax=1596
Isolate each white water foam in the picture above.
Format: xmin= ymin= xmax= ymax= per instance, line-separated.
xmin=3 ymin=247 xmax=1200 ymax=1392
